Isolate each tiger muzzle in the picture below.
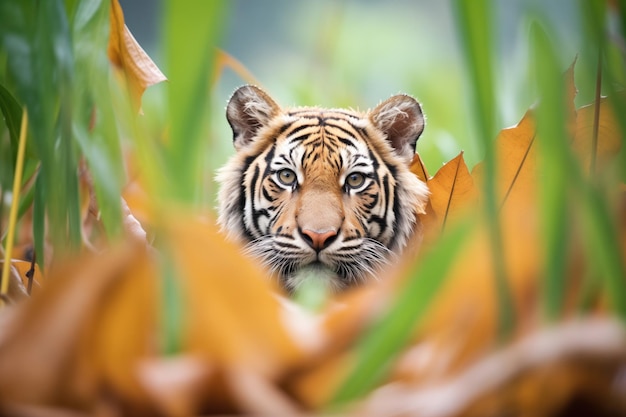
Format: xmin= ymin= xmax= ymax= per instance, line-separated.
xmin=296 ymin=185 xmax=343 ymax=253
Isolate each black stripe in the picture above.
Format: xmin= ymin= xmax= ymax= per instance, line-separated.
xmin=288 ymin=133 xmax=312 ymax=144
xmin=262 ymin=186 xmax=275 ymax=202
xmin=356 ymin=126 xmax=371 ymax=142
xmin=285 ymin=122 xmax=315 ymax=139
xmin=263 ymin=144 xmax=276 ymax=177
xmin=390 ymin=184 xmax=402 ymax=249
xmin=343 ymin=234 xmax=361 ymax=242
xmin=381 ymin=174 xmax=390 ymax=219
xmin=249 ymin=165 xmax=271 ymax=235
xmin=239 ymin=155 xmax=258 ymax=241
xmin=325 ymin=121 xmax=360 ymax=139
xmin=275 ymin=241 xmax=300 ymax=250
xmin=329 ymin=110 xmax=360 ymax=119
xmin=368 ymin=149 xmax=380 ymax=171
xmin=337 ymin=244 xmax=362 ymax=251
xmin=368 ymin=215 xmax=387 ymax=239
xmin=363 ymin=190 xmax=378 ymax=210
xmin=337 ymin=137 xmax=358 ymax=148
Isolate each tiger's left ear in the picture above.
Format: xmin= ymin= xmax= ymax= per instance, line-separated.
xmin=369 ymin=94 xmax=425 ymax=164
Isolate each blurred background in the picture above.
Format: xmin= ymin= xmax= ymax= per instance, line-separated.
xmin=120 ymin=0 xmax=586 ymax=180
xmin=0 ymin=1 xmax=624 ymax=413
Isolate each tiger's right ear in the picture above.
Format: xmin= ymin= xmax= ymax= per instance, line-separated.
xmin=226 ymin=85 xmax=281 ymax=150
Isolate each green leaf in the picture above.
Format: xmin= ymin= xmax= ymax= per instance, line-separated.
xmin=580 ymin=184 xmax=626 ymax=318
xmin=161 ymin=256 xmax=184 ymax=355
xmin=33 ymin=175 xmax=45 ymax=270
xmin=292 ymin=267 xmax=332 ymax=312
xmin=0 ymin=83 xmax=22 ymax=154
xmin=0 ymin=0 xmax=82 ymax=251
xmin=72 ymin=0 xmax=124 ymax=238
xmin=530 ymin=21 xmax=571 ymax=320
xmin=163 ymin=0 xmax=228 ymax=203
xmin=453 ymin=0 xmax=515 ymax=338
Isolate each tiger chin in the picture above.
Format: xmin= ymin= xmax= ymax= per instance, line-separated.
xmin=216 ymin=85 xmax=429 ymax=293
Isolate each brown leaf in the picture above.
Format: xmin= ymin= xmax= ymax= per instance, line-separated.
xmin=573 ymin=97 xmax=623 ymax=173
xmin=359 ymin=318 xmax=626 ymax=417
xmin=564 ymin=58 xmax=578 ymax=123
xmin=409 ymin=152 xmax=430 ymax=183
xmin=108 ymin=0 xmax=167 ymax=110
xmin=408 ymin=153 xmax=437 ymax=245
xmin=0 ymin=242 xmax=158 ymax=411
xmin=472 ymin=111 xmax=539 ymax=209
xmin=471 ymin=61 xmax=579 ymax=211
xmin=0 ymin=403 xmax=90 ymax=417
xmin=427 ymin=152 xmax=477 ymax=232
xmin=213 ymin=49 xmax=262 ymax=86
xmin=226 ymin=366 xmax=304 ymax=415
xmin=164 ymin=214 xmax=306 ymax=376
xmin=87 ymin=245 xmax=158 ymax=406
xmin=0 ymin=262 xmax=28 ymax=304
xmin=136 ymin=355 xmax=215 ymax=417
xmin=9 ymin=260 xmax=42 ymax=297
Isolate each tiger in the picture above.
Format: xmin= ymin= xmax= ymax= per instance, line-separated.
xmin=216 ymin=85 xmax=429 ymax=292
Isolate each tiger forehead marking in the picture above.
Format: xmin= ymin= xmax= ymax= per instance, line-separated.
xmin=277 ymin=113 xmax=371 ymax=179
xmin=217 ymin=85 xmax=429 ymax=292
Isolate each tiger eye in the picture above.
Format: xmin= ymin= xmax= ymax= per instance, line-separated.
xmin=277 ymin=168 xmax=297 ymax=186
xmin=346 ymin=172 xmax=365 ymax=189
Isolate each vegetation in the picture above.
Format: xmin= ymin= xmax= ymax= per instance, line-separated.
xmin=0 ymin=0 xmax=625 ymax=415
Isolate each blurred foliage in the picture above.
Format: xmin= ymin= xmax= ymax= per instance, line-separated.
xmin=0 ymin=0 xmax=625 ymax=416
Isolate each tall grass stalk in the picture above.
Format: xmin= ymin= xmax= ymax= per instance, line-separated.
xmin=0 ymin=109 xmax=27 ymax=306
xmin=530 ymin=22 xmax=571 ymax=320
xmin=163 ymin=0 xmax=227 ymax=204
xmin=452 ymin=0 xmax=515 ymax=337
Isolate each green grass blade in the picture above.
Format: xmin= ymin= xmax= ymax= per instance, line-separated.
xmin=163 ymin=0 xmax=228 ymax=203
xmin=72 ymin=0 xmax=124 ymax=238
xmin=452 ymin=0 xmax=515 ymax=337
xmin=581 ymin=0 xmax=626 ymax=184
xmin=529 ymin=21 xmax=571 ymax=320
xmin=0 ymin=0 xmax=82 ymax=251
xmin=16 ymin=161 xmax=38 ymax=220
xmin=329 ymin=221 xmax=472 ymax=407
xmin=161 ymin=256 xmax=184 ymax=355
xmin=580 ymin=184 xmax=626 ymax=317
xmin=33 ymin=175 xmax=45 ymax=269
xmin=0 ymin=83 xmax=23 ymax=158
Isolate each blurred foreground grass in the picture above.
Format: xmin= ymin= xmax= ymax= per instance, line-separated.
xmin=0 ymin=0 xmax=625 ymax=415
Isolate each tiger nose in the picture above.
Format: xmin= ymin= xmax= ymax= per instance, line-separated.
xmin=300 ymin=229 xmax=338 ymax=251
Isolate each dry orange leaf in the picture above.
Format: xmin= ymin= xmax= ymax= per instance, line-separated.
xmin=8 ymin=260 xmax=41 ymax=296
xmin=426 ymin=152 xmax=477 ymax=232
xmin=410 ymin=153 xmax=439 ymax=243
xmin=0 ymin=262 xmax=28 ymax=303
xmin=573 ymin=97 xmax=623 ymax=173
xmin=108 ymin=0 xmax=167 ymax=109
xmin=0 ymin=241 xmax=157 ymax=410
xmin=417 ymin=198 xmax=543 ymax=372
xmin=164 ymin=214 xmax=306 ymax=377
xmin=359 ymin=318 xmax=626 ymax=417
xmin=409 ymin=152 xmax=430 ymax=183
xmin=213 ymin=49 xmax=262 ymax=86
xmin=472 ymin=110 xmax=538 ymax=209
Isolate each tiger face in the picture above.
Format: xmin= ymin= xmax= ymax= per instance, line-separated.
xmin=217 ymin=85 xmax=428 ymax=291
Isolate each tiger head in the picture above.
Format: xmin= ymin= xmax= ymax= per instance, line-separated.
xmin=217 ymin=85 xmax=428 ymax=292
